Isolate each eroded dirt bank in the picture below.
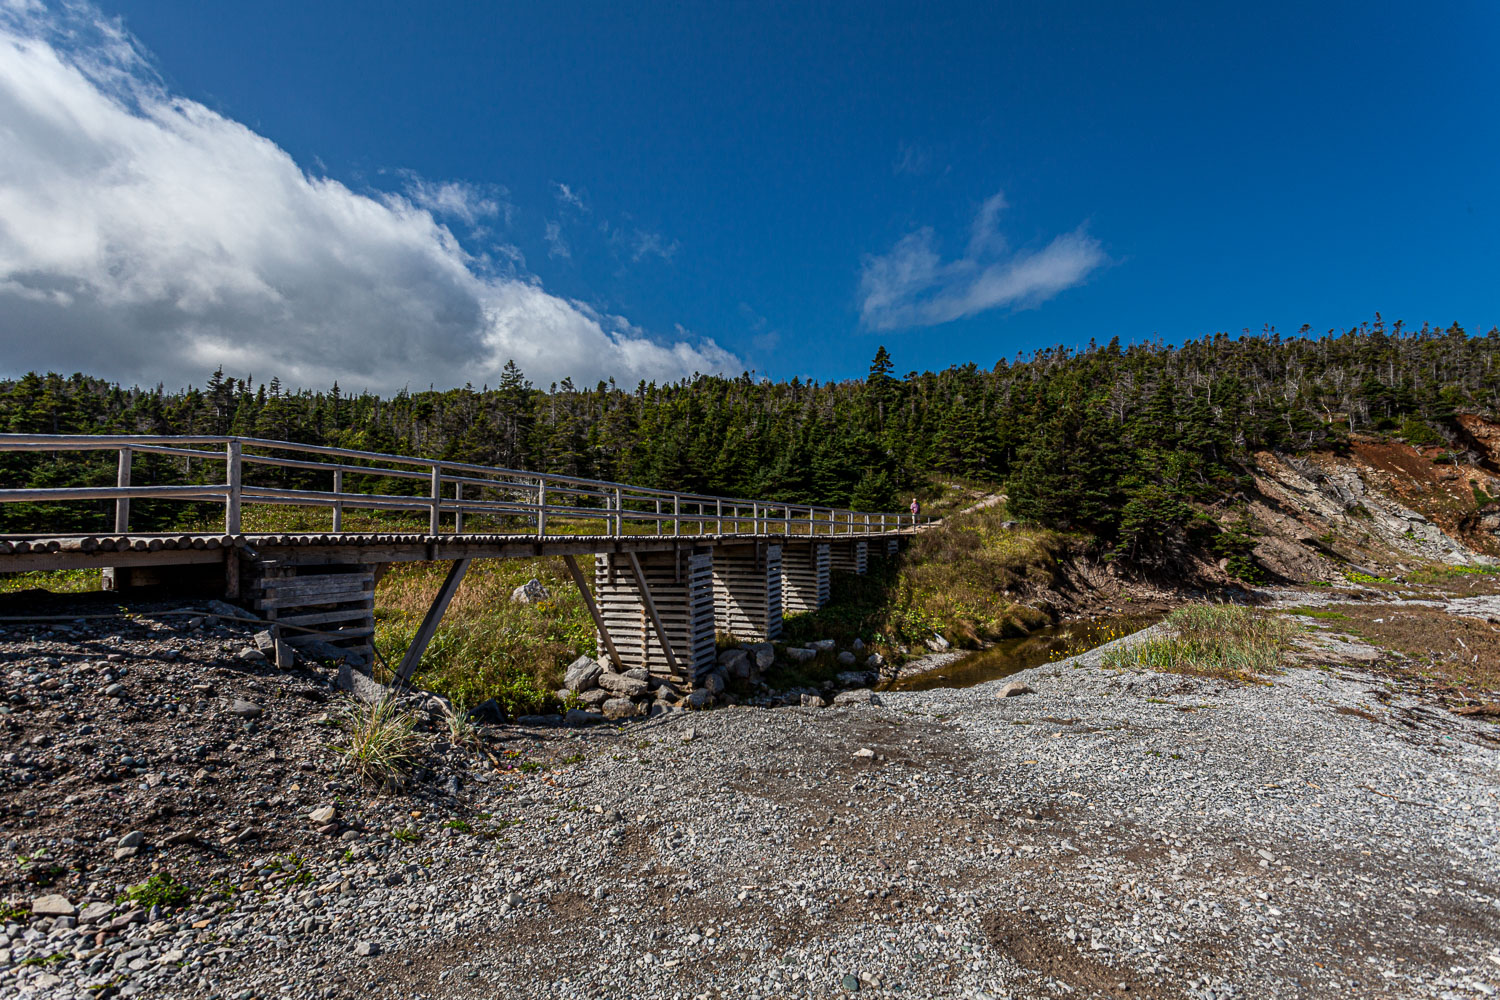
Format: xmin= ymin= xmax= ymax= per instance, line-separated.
xmin=2 ymin=592 xmax=1497 ymax=1000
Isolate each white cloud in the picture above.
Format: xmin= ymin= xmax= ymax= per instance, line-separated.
xmin=553 ymin=181 xmax=586 ymax=212
xmin=858 ymin=191 xmax=1105 ymax=331
xmin=398 ymin=174 xmax=508 ymax=228
xmin=543 ymin=220 xmax=570 ymax=260
xmin=631 ymin=230 xmax=678 ymax=263
xmin=0 ymin=2 xmax=737 ymax=393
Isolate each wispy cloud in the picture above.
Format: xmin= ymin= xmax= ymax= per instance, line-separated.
xmin=893 ymin=141 xmax=930 ymax=176
xmin=858 ymin=191 xmax=1105 ymax=331
xmin=0 ymin=2 xmax=738 ymax=392
xmin=543 ymin=220 xmax=570 ymax=259
xmin=631 ymin=230 xmax=678 ymax=263
xmin=553 ymin=181 xmax=587 ymax=212
xmin=399 ymin=174 xmax=509 ymax=228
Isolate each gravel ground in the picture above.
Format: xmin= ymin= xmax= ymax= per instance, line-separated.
xmin=2 ymin=598 xmax=1499 ymax=1000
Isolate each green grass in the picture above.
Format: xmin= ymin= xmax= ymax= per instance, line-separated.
xmin=331 ymin=697 xmax=427 ymax=788
xmin=117 ymin=874 xmax=192 ymax=909
xmin=0 ymin=568 xmax=102 ymax=595
xmin=1102 ymin=603 xmax=1295 ymax=682
xmin=1406 ymin=563 xmax=1500 ymax=584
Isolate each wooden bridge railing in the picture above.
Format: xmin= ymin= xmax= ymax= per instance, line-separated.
xmin=0 ymin=434 xmax=927 ymax=539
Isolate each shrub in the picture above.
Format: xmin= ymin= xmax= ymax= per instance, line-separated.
xmin=118 ymin=874 xmax=192 ymax=909
xmin=332 ymin=697 xmax=426 ymax=788
xmin=1103 ymin=603 xmax=1294 ymax=682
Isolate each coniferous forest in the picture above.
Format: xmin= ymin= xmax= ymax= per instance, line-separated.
xmin=3 ymin=318 xmax=1499 ymax=563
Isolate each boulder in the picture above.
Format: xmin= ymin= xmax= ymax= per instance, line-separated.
xmin=308 ymin=805 xmax=337 ymax=825
xmin=719 ymin=648 xmax=752 ymax=679
xmin=866 ymin=652 xmax=886 ymax=669
xmin=117 ymin=830 xmax=145 ymax=849
xmin=578 ymin=688 xmax=611 ymax=709
xmin=78 ymin=901 xmax=112 ymax=925
xmin=996 ymin=681 xmax=1034 ymax=698
xmin=253 ymin=630 xmax=277 ymax=652
xmin=602 ymin=698 xmax=639 ymax=720
xmin=235 ymin=647 xmax=267 ymax=664
xmin=785 ymin=647 xmax=817 ymax=664
xmin=747 ymin=643 xmax=776 ymax=670
xmin=510 ymin=578 xmax=551 ymax=604
xmin=686 ymin=689 xmax=714 ymax=710
xmin=471 ymin=699 xmax=504 ymax=723
xmin=337 ymin=661 xmax=388 ymax=705
xmin=851 ymin=638 xmax=865 ymax=652
xmin=809 ymin=639 xmax=837 ymax=653
xmin=926 ymin=633 xmax=951 ymax=652
xmin=701 ymin=671 xmax=726 ymax=696
xmin=564 ymin=709 xmax=605 ymax=726
xmin=800 ymin=693 xmax=826 ymax=708
xmin=623 ymin=667 xmax=651 ymax=681
xmin=598 ymin=673 xmax=650 ymax=699
xmin=836 ymin=651 xmax=857 ymax=666
xmin=563 ymin=656 xmax=603 ymax=692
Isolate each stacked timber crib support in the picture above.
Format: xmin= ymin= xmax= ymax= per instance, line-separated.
xmin=712 ymin=541 xmax=783 ymax=642
xmin=781 ymin=541 xmax=830 ymax=614
xmin=829 ymin=539 xmax=868 ymax=576
xmin=594 ymin=548 xmax=716 ymax=684
xmin=248 ymin=561 xmax=376 ymax=663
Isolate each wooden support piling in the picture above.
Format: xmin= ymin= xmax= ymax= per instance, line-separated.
xmin=562 ymin=553 xmax=623 ymax=671
xmin=394 ymin=558 xmax=470 ymax=684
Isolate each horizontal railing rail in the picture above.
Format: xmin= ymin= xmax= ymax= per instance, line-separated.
xmin=0 ymin=433 xmax=930 ymax=539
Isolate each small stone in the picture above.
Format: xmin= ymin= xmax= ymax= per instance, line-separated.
xmin=78 ymin=901 xmax=112 ymax=924
xmin=353 ymin=940 xmax=381 ymax=957
xmin=866 ymin=652 xmax=885 ymax=669
xmin=104 ymin=682 xmax=125 ymax=698
xmin=681 ymin=727 xmax=696 ymax=742
xmin=510 ymin=578 xmax=551 ymax=604
xmin=113 ymin=846 xmax=139 ymax=861
xmin=926 ymin=633 xmax=951 ymax=651
xmin=253 ymin=630 xmax=277 ymax=652
xmin=842 ymin=973 xmax=861 ymax=991
xmin=117 ymin=830 xmax=145 ymax=849
xmin=701 ymin=672 xmax=725 ymax=696
xmin=337 ymin=661 xmax=387 ymax=705
xmin=31 ymin=894 xmax=75 ymax=917
xmin=504 ymin=891 xmax=524 ymax=907
xmin=800 ymin=694 xmax=826 ymax=708
xmin=852 ymin=747 xmax=876 ymax=759
xmin=309 ymin=805 xmax=337 ymax=825
xmin=995 ymin=681 xmax=1034 ymax=699
xmin=747 ymin=643 xmax=775 ymax=670
xmin=236 ymin=647 xmax=267 ymax=664
xmin=228 ymin=699 xmax=263 ymax=718
xmin=686 ymin=689 xmax=714 ymax=710
xmin=836 ymin=650 xmax=857 ymax=666
xmin=851 ymin=638 xmax=865 ymax=652
xmin=833 ymin=688 xmax=878 ymax=706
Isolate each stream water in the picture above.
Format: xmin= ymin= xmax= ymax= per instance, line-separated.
xmin=881 ymin=614 xmax=1160 ymax=692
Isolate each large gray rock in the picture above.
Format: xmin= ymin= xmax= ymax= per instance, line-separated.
xmin=700 ymin=671 xmax=726 ymax=696
xmin=602 ymin=698 xmax=639 ymax=720
xmin=510 ymin=578 xmax=551 ymax=604
xmin=686 ymin=689 xmax=714 ymax=710
xmin=578 ymin=688 xmax=611 ymax=709
xmin=996 ymin=681 xmax=1034 ymax=698
xmin=228 ymin=699 xmax=262 ymax=719
xmin=564 ymin=708 xmax=605 ymax=726
xmin=563 ymin=655 xmax=603 ymax=692
xmin=598 ymin=672 xmax=650 ymax=699
xmin=785 ymin=647 xmax=817 ymax=664
xmin=809 ymin=639 xmax=837 ymax=653
xmin=337 ymin=661 xmax=387 ymax=705
xmin=836 ymin=650 xmax=857 ymax=666
xmin=747 ymin=643 xmax=776 ymax=670
xmin=719 ymin=648 xmax=752 ymax=679
xmin=866 ymin=651 xmax=885 ymax=669
xmin=800 ymin=693 xmax=826 ymax=708
xmin=926 ymin=633 xmax=952 ymax=652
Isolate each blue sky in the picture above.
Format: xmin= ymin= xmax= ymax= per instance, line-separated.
xmin=1 ymin=1 xmax=1496 ymax=392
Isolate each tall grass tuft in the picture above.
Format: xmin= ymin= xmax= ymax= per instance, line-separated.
xmin=1102 ymin=603 xmax=1294 ymax=682
xmin=332 ymin=697 xmax=427 ymax=788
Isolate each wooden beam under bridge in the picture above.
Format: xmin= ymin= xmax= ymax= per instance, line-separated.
xmin=393 ymin=558 xmax=470 ymax=685
xmin=561 ymin=553 xmax=624 ymax=672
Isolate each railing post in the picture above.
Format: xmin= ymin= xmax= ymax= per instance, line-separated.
xmin=673 ymin=495 xmax=681 ymax=535
xmin=655 ymin=497 xmax=662 ymax=535
xmin=332 ymin=468 xmax=343 ymax=532
xmin=613 ymin=487 xmax=623 ymax=535
xmin=784 ymin=504 xmax=790 ymax=535
xmin=752 ymin=501 xmax=759 ymax=534
xmin=225 ymin=439 xmax=242 ymax=534
xmin=114 ymin=447 xmax=132 ymax=532
xmin=429 ymin=464 xmax=442 ymax=534
xmin=454 ymin=480 xmax=465 ymax=534
xmin=537 ymin=478 xmax=547 ymax=537
xmin=716 ymin=498 xmax=723 ymax=535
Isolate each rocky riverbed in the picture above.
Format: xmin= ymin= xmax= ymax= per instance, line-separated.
xmin=1 ymin=596 xmax=1498 ymax=999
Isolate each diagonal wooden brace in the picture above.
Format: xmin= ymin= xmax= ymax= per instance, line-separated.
xmin=394 ymin=557 xmax=470 ymax=685
xmin=627 ymin=551 xmax=679 ymax=675
xmin=562 ymin=553 xmax=624 ymax=671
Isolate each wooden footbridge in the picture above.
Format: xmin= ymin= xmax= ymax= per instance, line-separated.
xmin=0 ymin=434 xmax=924 ymax=688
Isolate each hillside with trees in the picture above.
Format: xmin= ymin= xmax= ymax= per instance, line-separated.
xmin=4 ymin=317 xmax=1500 ymax=571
